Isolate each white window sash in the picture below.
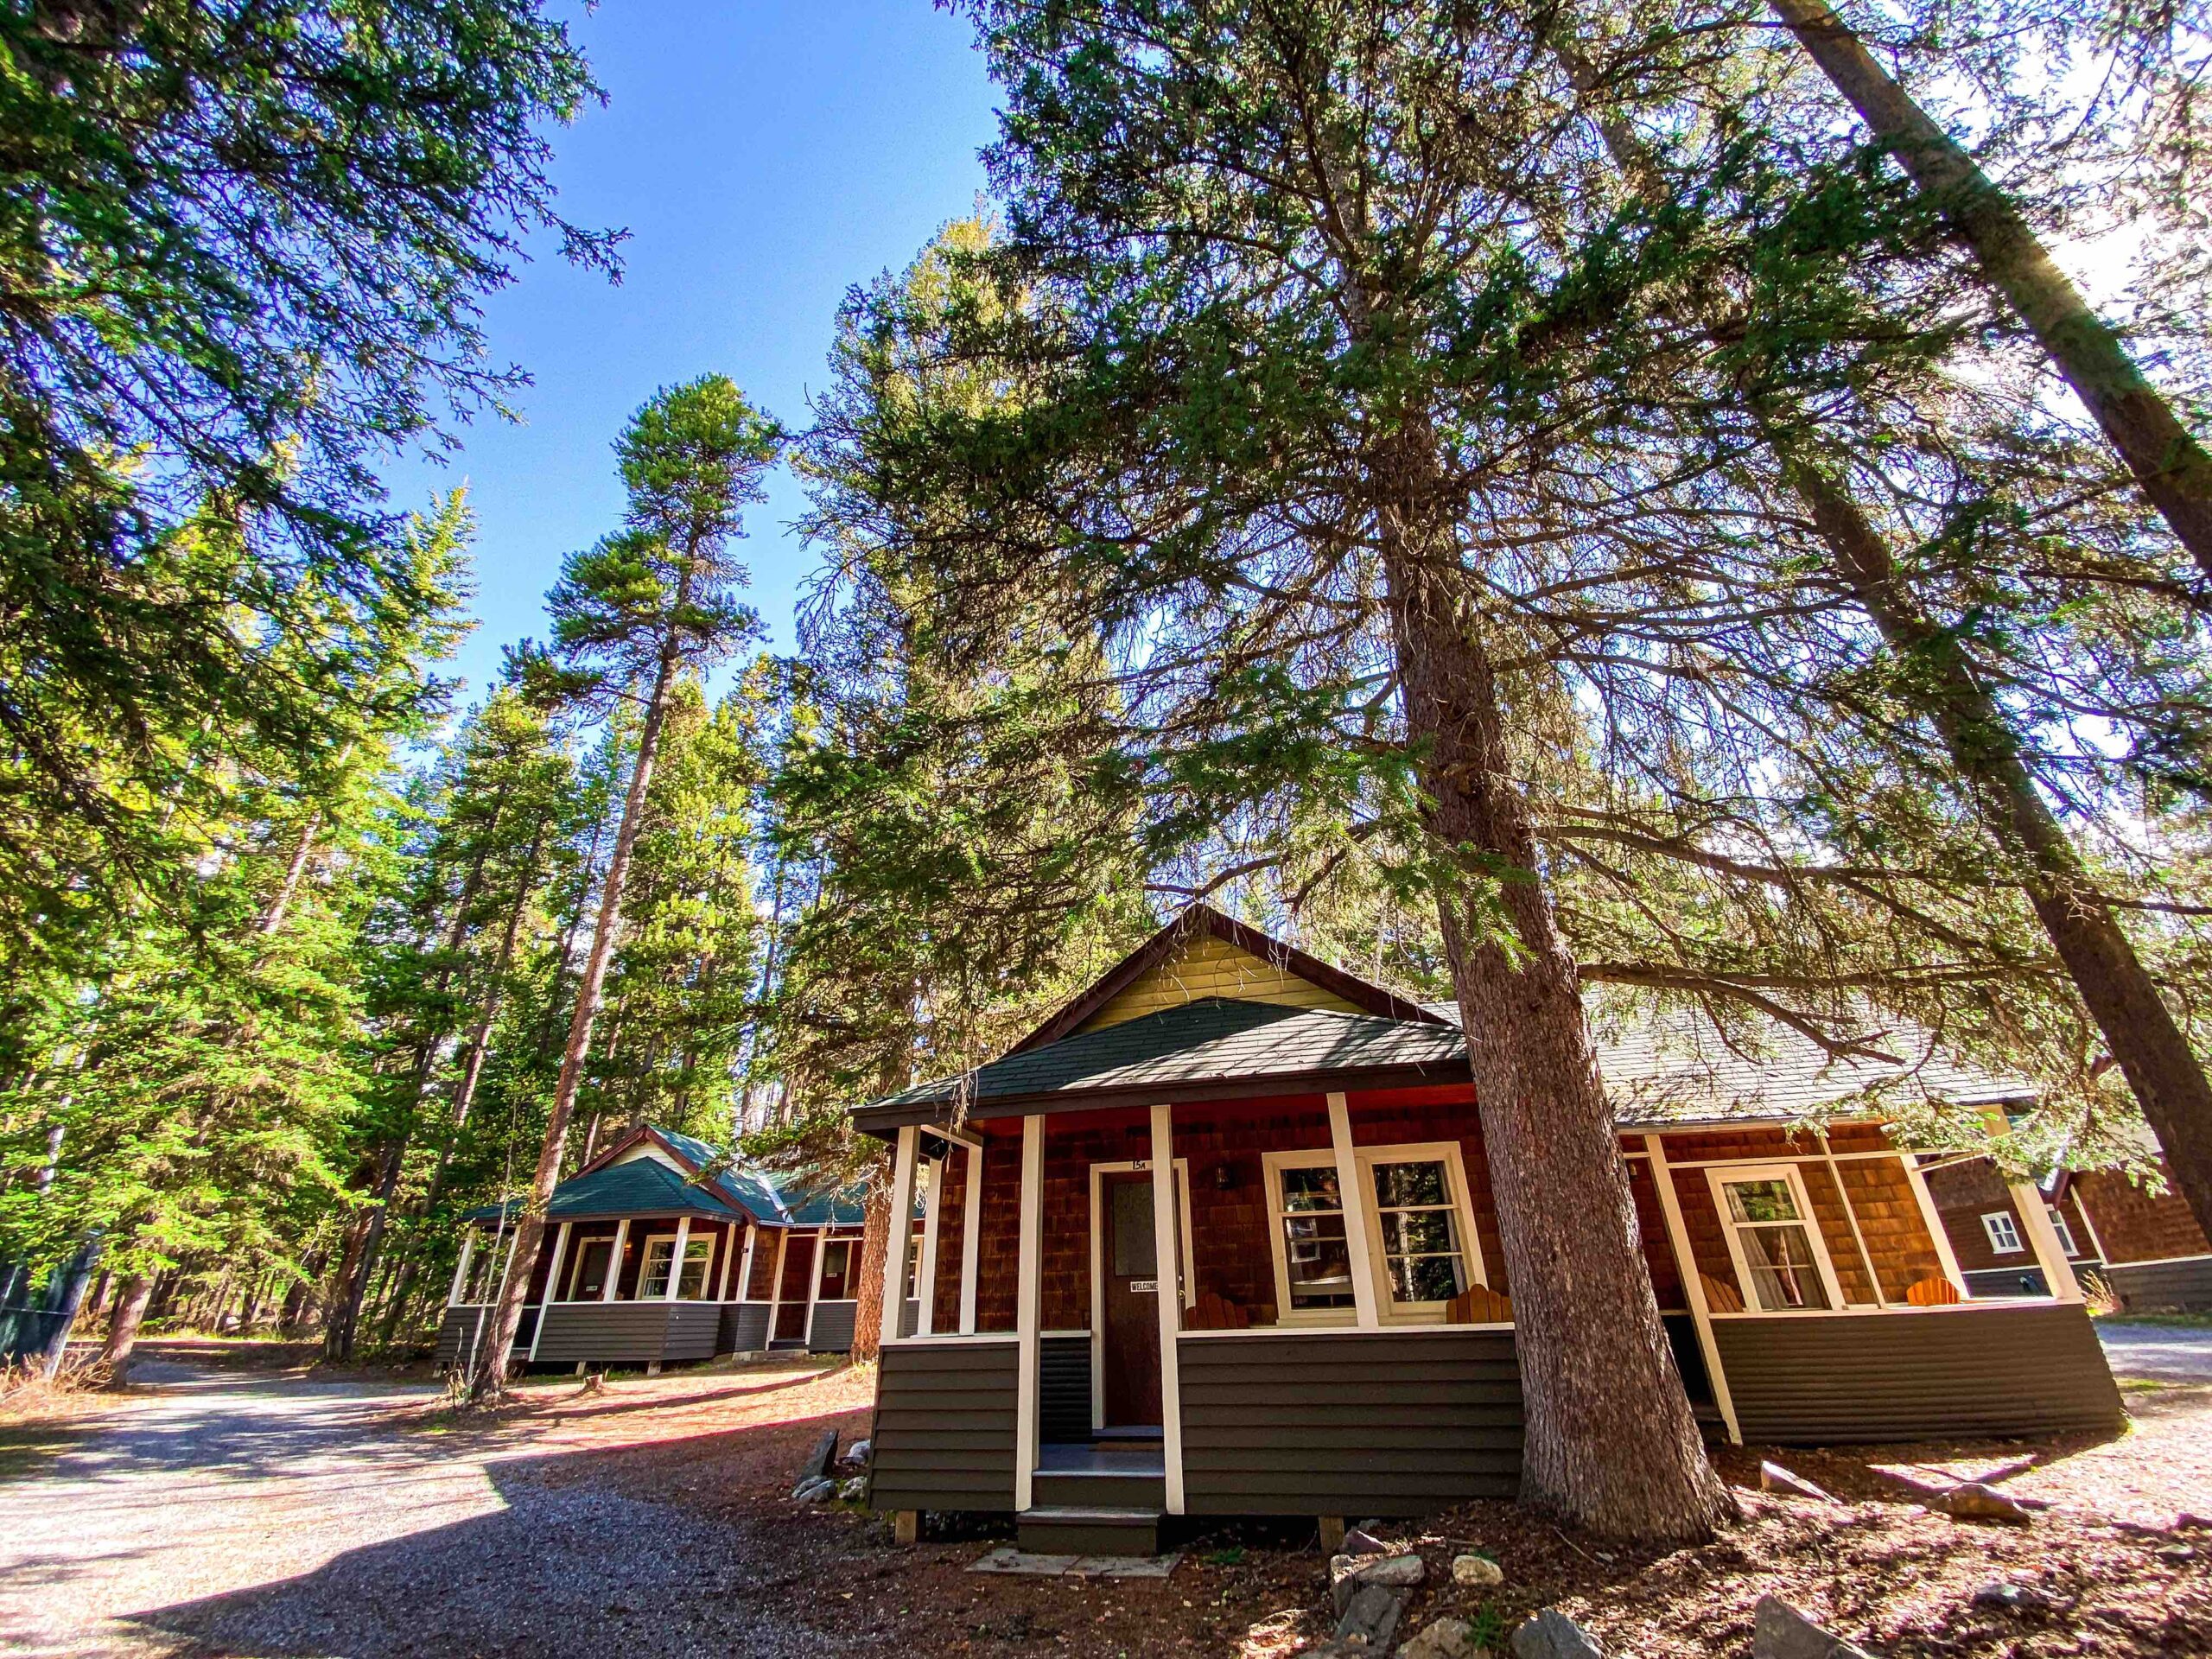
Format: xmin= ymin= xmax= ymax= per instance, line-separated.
xmin=1707 ymin=1163 xmax=1846 ymax=1313
xmin=1261 ymin=1141 xmax=1487 ymax=1326
xmin=1982 ymin=1212 xmax=2024 ymax=1254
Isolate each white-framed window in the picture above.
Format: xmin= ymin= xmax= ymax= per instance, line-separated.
xmin=2045 ymin=1206 xmax=2081 ymax=1256
xmin=1262 ymin=1143 xmax=1487 ymax=1325
xmin=1263 ymin=1153 xmax=1357 ymax=1319
xmin=1981 ymin=1211 xmax=2024 ymax=1255
xmin=639 ymin=1233 xmax=715 ymax=1299
xmin=1707 ymin=1166 xmax=1841 ymax=1312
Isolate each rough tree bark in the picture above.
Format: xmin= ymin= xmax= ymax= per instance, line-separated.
xmin=1374 ymin=421 xmax=1731 ymax=1541
xmin=1772 ymin=431 xmax=2212 ymax=1241
xmin=1766 ymin=0 xmax=2212 ymax=579
xmin=474 ymin=583 xmax=696 ymax=1400
xmin=99 ymin=1274 xmax=155 ymax=1385
xmin=846 ymin=1170 xmax=895 ymax=1363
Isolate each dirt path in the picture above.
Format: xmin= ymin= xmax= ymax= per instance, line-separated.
xmin=0 ymin=1358 xmax=874 ymax=1659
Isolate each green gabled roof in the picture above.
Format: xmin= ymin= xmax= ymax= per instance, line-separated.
xmin=779 ymin=1179 xmax=868 ymax=1227
xmin=855 ymin=997 xmax=1470 ymax=1133
xmin=465 ymin=1155 xmax=747 ymax=1226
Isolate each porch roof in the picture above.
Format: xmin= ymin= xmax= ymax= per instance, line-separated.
xmin=465 ymin=1157 xmax=749 ymax=1227
xmin=854 ymin=996 xmax=1471 ymax=1134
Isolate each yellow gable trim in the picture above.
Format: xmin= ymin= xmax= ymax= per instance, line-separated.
xmin=1075 ymin=931 xmax=1363 ymax=1033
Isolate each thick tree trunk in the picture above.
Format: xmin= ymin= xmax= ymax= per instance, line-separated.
xmin=1373 ymin=429 xmax=1727 ymax=1541
xmin=847 ymin=1171 xmax=894 ymax=1363
xmin=99 ymin=1274 xmax=155 ymax=1385
xmin=1767 ymin=0 xmax=2212 ymax=578
xmin=1777 ymin=435 xmax=2212 ymax=1241
xmin=475 ymin=639 xmax=690 ymax=1401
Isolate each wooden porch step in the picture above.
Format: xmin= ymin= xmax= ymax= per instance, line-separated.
xmin=1030 ymin=1467 xmax=1167 ymax=1510
xmin=1017 ymin=1505 xmax=1162 ymax=1557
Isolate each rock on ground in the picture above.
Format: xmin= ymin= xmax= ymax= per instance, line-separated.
xmin=1510 ymin=1607 xmax=1605 ymax=1659
xmin=1753 ymin=1594 xmax=1872 ymax=1659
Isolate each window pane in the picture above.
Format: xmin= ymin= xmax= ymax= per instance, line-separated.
xmin=1281 ymin=1214 xmax=1353 ymax=1307
xmin=678 ymin=1240 xmax=712 ymax=1300
xmin=1379 ymin=1207 xmax=1460 ymax=1256
xmin=639 ymin=1240 xmax=674 ymax=1299
xmin=1740 ymin=1224 xmax=1829 ymax=1311
xmin=1113 ymin=1180 xmax=1159 ymax=1276
xmin=1370 ymin=1160 xmax=1449 ymax=1209
xmin=1387 ymin=1253 xmax=1469 ymax=1303
xmin=1723 ymin=1179 xmax=1801 ymax=1225
xmin=1280 ymin=1166 xmax=1343 ymax=1212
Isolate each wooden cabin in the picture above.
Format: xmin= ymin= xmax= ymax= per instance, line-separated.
xmin=435 ymin=1124 xmax=869 ymax=1374
xmin=849 ymin=906 xmax=2124 ymax=1554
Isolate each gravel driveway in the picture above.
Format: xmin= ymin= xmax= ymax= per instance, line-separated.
xmin=0 ymin=1361 xmax=859 ymax=1659
xmin=2097 ymin=1319 xmax=2212 ymax=1383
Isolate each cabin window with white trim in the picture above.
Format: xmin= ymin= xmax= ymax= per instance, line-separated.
xmin=1267 ymin=1158 xmax=1357 ymax=1315
xmin=1364 ymin=1149 xmax=1477 ymax=1316
xmin=1263 ymin=1143 xmax=1486 ymax=1324
xmin=1712 ymin=1168 xmax=1834 ymax=1311
xmin=2045 ymin=1206 xmax=2080 ymax=1256
xmin=640 ymin=1234 xmax=714 ymax=1299
xmin=1981 ymin=1212 xmax=2024 ymax=1255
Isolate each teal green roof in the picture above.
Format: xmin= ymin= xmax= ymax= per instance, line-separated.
xmin=465 ymin=1124 xmax=868 ymax=1230
xmin=466 ymin=1156 xmax=744 ymax=1226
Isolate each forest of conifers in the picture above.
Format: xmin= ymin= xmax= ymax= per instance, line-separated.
xmin=4 ymin=0 xmax=2212 ymax=1534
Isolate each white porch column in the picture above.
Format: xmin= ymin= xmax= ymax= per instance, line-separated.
xmin=1149 ymin=1103 xmax=1186 ymax=1516
xmin=885 ymin=1125 xmax=920 ymax=1342
xmin=715 ymin=1221 xmax=736 ymax=1302
xmin=737 ymin=1224 xmax=758 ymax=1301
xmin=766 ymin=1228 xmax=790 ymax=1338
xmin=529 ymin=1221 xmax=572 ymax=1363
xmin=917 ymin=1151 xmax=944 ymax=1337
xmin=447 ymin=1231 xmax=476 ymax=1307
xmin=603 ymin=1218 xmax=630 ymax=1301
xmin=1817 ymin=1133 xmax=1885 ymax=1307
xmin=804 ymin=1226 xmax=827 ymax=1345
xmin=1327 ymin=1091 xmax=1381 ymax=1329
xmin=1014 ymin=1114 xmax=1044 ymax=1513
xmin=1645 ymin=1135 xmax=1741 ymax=1445
xmin=959 ymin=1141 xmax=983 ymax=1334
xmin=667 ymin=1217 xmax=692 ymax=1300
xmin=1901 ymin=1154 xmax=1969 ymax=1295
xmin=2012 ymin=1180 xmax=2085 ymax=1303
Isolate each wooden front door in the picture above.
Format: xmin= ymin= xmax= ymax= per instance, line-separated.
xmin=1099 ymin=1168 xmax=1180 ymax=1430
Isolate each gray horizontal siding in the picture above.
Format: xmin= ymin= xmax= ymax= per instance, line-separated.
xmin=434 ymin=1306 xmax=535 ymax=1363
xmin=1712 ymin=1304 xmax=2125 ymax=1444
xmin=532 ymin=1300 xmax=721 ymax=1365
xmin=809 ymin=1300 xmax=858 ymax=1353
xmin=2104 ymin=1255 xmax=2212 ymax=1313
xmin=1176 ymin=1330 xmax=1522 ymax=1516
xmin=870 ymin=1340 xmax=1018 ymax=1514
xmin=1040 ymin=1335 xmax=1092 ymax=1443
xmin=721 ymin=1302 xmax=772 ymax=1353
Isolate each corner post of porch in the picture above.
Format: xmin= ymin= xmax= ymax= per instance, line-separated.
xmin=447 ymin=1230 xmax=476 ymax=1307
xmin=917 ymin=1147 xmax=943 ymax=1338
xmin=886 ymin=1125 xmax=920 ymax=1343
xmin=1644 ymin=1134 xmax=1743 ymax=1446
xmin=959 ymin=1140 xmax=983 ymax=1334
xmin=736 ymin=1223 xmax=757 ymax=1306
xmin=603 ymin=1218 xmax=631 ymax=1302
xmin=667 ymin=1216 xmax=692 ymax=1301
xmin=715 ymin=1221 xmax=736 ymax=1302
xmin=1149 ymin=1103 xmax=1185 ymax=1516
xmin=1899 ymin=1152 xmax=1969 ymax=1296
xmin=530 ymin=1220 xmax=571 ymax=1363
xmin=1014 ymin=1113 xmax=1044 ymax=1513
xmin=2011 ymin=1179 xmax=2085 ymax=1303
xmin=1327 ymin=1091 xmax=1381 ymax=1330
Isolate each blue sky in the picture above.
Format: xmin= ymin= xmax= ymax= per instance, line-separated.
xmin=378 ymin=1 xmax=1000 ymax=704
